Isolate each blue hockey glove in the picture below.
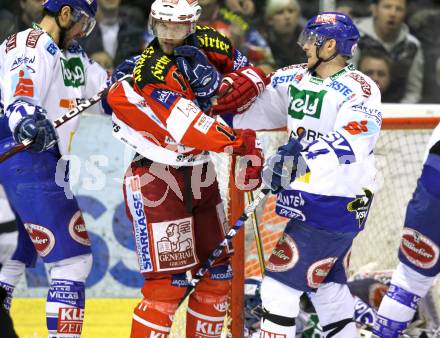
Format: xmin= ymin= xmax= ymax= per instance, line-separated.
xmin=111 ymin=55 xmax=141 ymax=84
xmin=262 ymin=133 xmax=306 ymax=194
xmin=13 ymin=108 xmax=58 ymax=152
xmin=174 ymin=45 xmax=220 ymax=98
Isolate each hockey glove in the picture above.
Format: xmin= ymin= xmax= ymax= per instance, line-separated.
xmin=111 ymin=55 xmax=141 ymax=84
xmin=210 ymin=66 xmax=269 ymax=115
xmin=233 ymin=129 xmax=264 ymax=191
xmin=262 ymin=132 xmax=306 ymax=194
xmin=13 ymin=108 xmax=58 ymax=152
xmin=174 ymin=45 xmax=220 ymax=98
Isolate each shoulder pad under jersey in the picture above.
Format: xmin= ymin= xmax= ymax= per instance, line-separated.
xmin=195 ymin=25 xmax=233 ymax=58
xmin=133 ymin=40 xmax=174 ymax=88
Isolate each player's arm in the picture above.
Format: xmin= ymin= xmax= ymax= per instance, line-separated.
xmin=301 ymin=82 xmax=382 ymax=173
xmin=80 ymin=43 xmax=113 ymax=115
xmin=2 ymin=33 xmax=57 ymax=152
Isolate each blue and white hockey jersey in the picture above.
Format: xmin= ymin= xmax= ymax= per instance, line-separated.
xmin=234 ymin=63 xmax=382 ymax=233
xmin=0 ymin=25 xmax=108 ymax=155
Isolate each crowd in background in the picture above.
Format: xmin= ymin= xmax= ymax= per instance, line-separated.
xmin=1 ymin=0 xmax=439 ymax=103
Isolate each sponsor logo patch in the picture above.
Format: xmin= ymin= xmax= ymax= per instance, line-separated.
xmin=10 ymin=55 xmax=36 ymax=71
xmin=194 ymin=114 xmax=215 ymax=134
xmin=24 ymin=223 xmax=55 ymax=257
xmin=152 ymin=217 xmax=197 ymax=272
xmin=14 ymin=69 xmax=34 ymax=98
xmin=306 ymin=256 xmax=338 ymax=288
xmin=5 ymin=33 xmax=17 ymax=53
xmin=288 ymin=85 xmax=326 ymax=120
xmin=26 ymin=30 xmax=43 ymax=48
xmin=195 ymin=319 xmax=224 ymax=337
xmin=266 ymin=233 xmax=299 ymax=272
xmin=57 ymin=307 xmax=84 ymax=334
xmin=400 ymin=228 xmax=439 ymax=269
xmin=151 ymin=88 xmax=179 ymax=109
xmin=347 ymin=188 xmax=373 ymax=228
xmin=46 ymin=41 xmax=58 ymax=56
xmin=348 ymin=73 xmax=371 ymax=97
xmin=68 ymin=211 xmax=91 ymax=246
xmin=61 ymin=57 xmax=85 ymax=87
xmin=126 ymin=175 xmax=154 ymax=273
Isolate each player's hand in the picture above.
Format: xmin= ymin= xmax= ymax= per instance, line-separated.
xmin=174 ymin=45 xmax=220 ymax=98
xmin=233 ymin=129 xmax=264 ymax=191
xmin=13 ymin=108 xmax=58 ymax=152
xmin=111 ymin=55 xmax=140 ymax=84
xmin=262 ymin=132 xmax=306 ymax=194
xmin=210 ymin=66 xmax=269 ymax=115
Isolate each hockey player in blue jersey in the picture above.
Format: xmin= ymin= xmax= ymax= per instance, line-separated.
xmin=0 ymin=1 xmax=109 ymax=337
xmin=213 ymin=12 xmax=382 ymax=338
xmin=373 ymin=123 xmax=440 ymax=338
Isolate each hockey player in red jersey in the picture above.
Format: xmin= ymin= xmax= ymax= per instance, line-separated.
xmin=107 ymin=0 xmax=269 ymax=337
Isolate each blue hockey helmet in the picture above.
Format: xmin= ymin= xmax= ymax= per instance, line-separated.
xmin=43 ymin=0 xmax=97 ymax=36
xmin=298 ymin=12 xmax=360 ymax=57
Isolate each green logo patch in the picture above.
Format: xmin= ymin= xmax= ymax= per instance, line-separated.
xmin=61 ymin=57 xmax=85 ymax=87
xmin=288 ymin=85 xmax=327 ymax=120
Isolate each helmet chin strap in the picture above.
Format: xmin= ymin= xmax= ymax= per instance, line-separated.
xmin=308 ymin=42 xmax=339 ymax=74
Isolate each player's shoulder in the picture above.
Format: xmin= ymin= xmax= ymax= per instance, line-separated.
xmin=340 ymin=65 xmax=380 ymax=98
xmin=133 ymin=39 xmax=175 ymax=88
xmin=269 ymin=63 xmax=308 ymax=89
xmin=195 ymin=25 xmax=233 ymax=58
xmin=2 ymin=28 xmax=57 ymax=57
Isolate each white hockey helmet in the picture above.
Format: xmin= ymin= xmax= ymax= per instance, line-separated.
xmin=148 ymin=0 xmax=202 ymax=40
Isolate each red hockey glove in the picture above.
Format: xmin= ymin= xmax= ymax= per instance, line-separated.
xmin=233 ymin=129 xmax=264 ymax=191
xmin=211 ymin=66 xmax=269 ymax=115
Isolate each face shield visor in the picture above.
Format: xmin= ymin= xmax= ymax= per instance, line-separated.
xmin=297 ymin=28 xmax=328 ymax=49
xmin=71 ymin=8 xmax=96 ymax=37
xmin=148 ymin=15 xmax=195 ymax=40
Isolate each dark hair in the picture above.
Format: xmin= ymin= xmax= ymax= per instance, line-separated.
xmin=358 ymin=49 xmax=392 ymax=69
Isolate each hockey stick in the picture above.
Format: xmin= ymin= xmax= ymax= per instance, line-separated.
xmin=178 ymin=186 xmax=271 ymax=307
xmin=0 ymin=88 xmax=108 ymax=164
xmin=246 ymin=190 xmax=266 ymax=275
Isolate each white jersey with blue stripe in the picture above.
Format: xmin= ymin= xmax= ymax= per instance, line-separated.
xmin=0 ymin=26 xmax=108 ymax=155
xmin=233 ymin=63 xmax=382 ymax=232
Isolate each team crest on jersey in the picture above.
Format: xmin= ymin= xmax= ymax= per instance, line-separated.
xmin=347 ymin=188 xmax=373 ymax=228
xmin=288 ymin=85 xmax=326 ymax=120
xmin=306 ymin=256 xmax=338 ymax=289
xmin=60 ymin=57 xmax=85 ymax=87
xmin=400 ymin=228 xmax=439 ymax=269
xmin=68 ymin=211 xmax=91 ymax=246
xmin=151 ymin=217 xmax=198 ymax=272
xmin=266 ymin=233 xmax=299 ymax=272
xmin=24 ymin=223 xmax=55 ymax=257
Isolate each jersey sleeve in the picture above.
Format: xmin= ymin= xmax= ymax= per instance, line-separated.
xmin=301 ymin=76 xmax=382 ymax=173
xmin=232 ymin=69 xmax=293 ymax=130
xmin=109 ymin=79 xmax=247 ymax=154
xmin=2 ymin=30 xmax=53 ymax=131
xmin=82 ymin=52 xmax=110 ymax=114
